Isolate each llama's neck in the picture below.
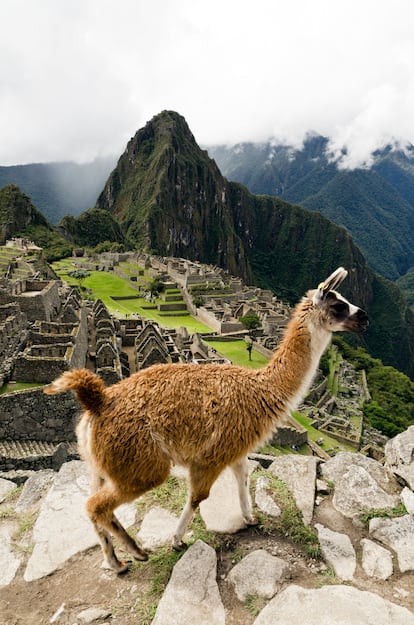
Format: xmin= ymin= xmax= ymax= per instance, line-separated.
xmin=266 ymin=305 xmax=331 ymax=414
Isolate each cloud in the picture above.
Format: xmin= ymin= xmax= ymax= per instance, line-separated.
xmin=1 ymin=0 xmax=414 ymax=167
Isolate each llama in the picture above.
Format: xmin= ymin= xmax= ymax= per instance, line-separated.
xmin=44 ymin=267 xmax=368 ymax=573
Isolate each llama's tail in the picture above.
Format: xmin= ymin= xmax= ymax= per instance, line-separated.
xmin=44 ymin=368 xmax=106 ymax=414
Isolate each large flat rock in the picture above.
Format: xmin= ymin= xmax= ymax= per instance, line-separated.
xmin=24 ymin=460 xmax=136 ymax=581
xmin=268 ymin=455 xmax=318 ymax=525
xmin=252 ymin=584 xmax=414 ymax=625
xmin=152 ymin=540 xmax=225 ymax=625
xmin=0 ymin=533 xmax=21 ymax=587
xmin=199 ymin=463 xmax=256 ymax=533
xmin=385 ymin=426 xmax=414 ymax=489
xmin=369 ymin=514 xmax=414 ymax=573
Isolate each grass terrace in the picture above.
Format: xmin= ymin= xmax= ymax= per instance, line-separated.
xmin=205 ymin=339 xmax=268 ymax=369
xmin=52 ymin=260 xmax=212 ymax=332
xmin=0 ymin=381 xmax=45 ymax=395
xmin=293 ymin=411 xmax=357 ymax=453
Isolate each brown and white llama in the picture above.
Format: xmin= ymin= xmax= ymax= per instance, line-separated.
xmin=44 ymin=267 xmax=368 ymax=573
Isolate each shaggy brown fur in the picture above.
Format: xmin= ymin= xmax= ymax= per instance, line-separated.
xmin=44 ymin=267 xmax=368 ymax=573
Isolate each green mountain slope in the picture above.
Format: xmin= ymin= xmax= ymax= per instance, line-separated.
xmin=0 ymin=184 xmax=72 ymax=260
xmin=209 ymin=138 xmax=414 ymax=281
xmin=302 ymin=169 xmax=414 ymax=279
xmin=97 ymin=111 xmax=252 ymax=280
xmin=0 ymin=184 xmax=51 ymax=242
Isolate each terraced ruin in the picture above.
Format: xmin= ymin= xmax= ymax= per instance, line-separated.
xmin=0 ymin=247 xmax=376 ymax=479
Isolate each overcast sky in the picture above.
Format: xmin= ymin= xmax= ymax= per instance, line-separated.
xmin=2 ymin=0 xmax=414 ymax=168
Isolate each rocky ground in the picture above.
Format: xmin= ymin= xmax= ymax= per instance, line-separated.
xmin=2 ymin=428 xmax=414 ymax=624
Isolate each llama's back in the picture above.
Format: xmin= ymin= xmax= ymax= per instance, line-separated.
xmin=105 ymin=362 xmax=278 ymax=466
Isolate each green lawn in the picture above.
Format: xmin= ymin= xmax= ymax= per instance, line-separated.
xmin=0 ymin=381 xmax=45 ymax=395
xmin=52 ymin=264 xmax=213 ymax=332
xmin=205 ymin=339 xmax=269 ymax=369
xmin=293 ymin=411 xmax=357 ymax=453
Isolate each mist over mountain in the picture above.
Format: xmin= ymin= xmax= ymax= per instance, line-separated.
xmin=207 ymin=137 xmax=414 ymax=282
xmin=0 ymin=157 xmax=116 ymax=225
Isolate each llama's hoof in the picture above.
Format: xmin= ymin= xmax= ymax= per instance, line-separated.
xmin=172 ymin=539 xmax=186 ymax=552
xmin=116 ymin=560 xmax=132 ymax=575
xmin=133 ymin=550 xmax=149 ymax=562
xmin=245 ymin=515 xmax=259 ymax=526
xmin=101 ymin=559 xmax=130 ymax=574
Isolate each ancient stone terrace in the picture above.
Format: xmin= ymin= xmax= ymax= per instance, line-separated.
xmin=0 ymin=278 xmax=61 ymax=321
xmin=14 ymin=312 xmax=88 ymax=383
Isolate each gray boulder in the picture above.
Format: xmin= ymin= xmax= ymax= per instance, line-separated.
xmin=252 ymin=584 xmax=414 ymax=625
xmin=15 ymin=469 xmax=55 ymax=513
xmin=332 ymin=464 xmax=400 ymax=519
xmin=369 ymin=514 xmax=414 ymax=573
xmin=137 ymin=506 xmax=179 ymax=551
xmin=385 ymin=426 xmax=414 ymax=489
xmin=360 ymin=538 xmax=393 ymax=580
xmin=254 ymin=476 xmax=281 ymax=517
xmin=321 ymin=451 xmax=398 ymax=492
xmin=151 ymin=540 xmax=225 ymax=625
xmin=0 ymin=477 xmax=15 ymax=503
xmin=315 ymin=523 xmax=356 ymax=580
xmin=227 ymin=549 xmax=288 ymax=601
xmin=268 ymin=455 xmax=318 ymax=525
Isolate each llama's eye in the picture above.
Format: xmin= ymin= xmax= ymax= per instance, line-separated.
xmin=331 ymin=302 xmax=348 ymax=314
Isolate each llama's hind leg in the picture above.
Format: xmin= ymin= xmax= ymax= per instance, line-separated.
xmin=172 ymin=463 xmax=223 ymax=550
xmin=86 ymin=487 xmax=148 ymax=573
xmin=232 ymin=457 xmax=258 ymax=525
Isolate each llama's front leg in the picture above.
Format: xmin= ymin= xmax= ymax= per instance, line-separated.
xmin=172 ymin=492 xmax=195 ymax=550
xmin=172 ymin=463 xmax=223 ymax=550
xmin=232 ymin=457 xmax=258 ymax=525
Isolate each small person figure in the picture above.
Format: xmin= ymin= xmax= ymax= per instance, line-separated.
xmin=246 ymin=340 xmax=253 ymax=361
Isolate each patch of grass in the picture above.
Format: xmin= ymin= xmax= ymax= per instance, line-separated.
xmin=251 ymin=470 xmax=321 ymax=559
xmin=205 ymin=339 xmax=269 ymax=369
xmin=359 ymin=502 xmax=407 ymax=525
xmin=0 ymin=506 xmax=15 ymax=520
xmin=316 ymin=566 xmax=339 ymax=586
xmin=292 ymin=411 xmax=357 ymax=453
xmin=246 ymin=594 xmax=268 ymax=616
xmin=0 ymin=381 xmax=44 ymax=395
xmin=53 ymin=263 xmax=213 ymax=332
xmin=13 ymin=511 xmax=36 ymax=541
xmin=137 ymin=476 xmax=187 ymax=516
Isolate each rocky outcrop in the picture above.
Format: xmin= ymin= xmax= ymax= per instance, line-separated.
xmin=3 ymin=427 xmax=414 ymax=623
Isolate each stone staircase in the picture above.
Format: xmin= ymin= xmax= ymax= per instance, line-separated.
xmin=0 ymin=439 xmax=79 ymax=481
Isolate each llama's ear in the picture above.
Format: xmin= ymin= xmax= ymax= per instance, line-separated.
xmin=313 ymin=267 xmax=348 ymax=304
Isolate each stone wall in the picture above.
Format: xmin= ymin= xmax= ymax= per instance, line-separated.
xmin=0 ymin=387 xmax=79 ymax=442
xmin=14 ymin=309 xmax=88 ymax=383
xmin=0 ymin=279 xmax=62 ymax=321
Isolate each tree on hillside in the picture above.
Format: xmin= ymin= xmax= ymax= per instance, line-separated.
xmin=240 ymin=313 xmax=261 ymax=331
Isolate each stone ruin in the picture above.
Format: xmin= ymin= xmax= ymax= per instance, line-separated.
xmin=0 ymin=251 xmax=375 ymax=474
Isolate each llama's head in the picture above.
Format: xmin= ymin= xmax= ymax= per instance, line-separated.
xmin=309 ymin=267 xmax=369 ymax=334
